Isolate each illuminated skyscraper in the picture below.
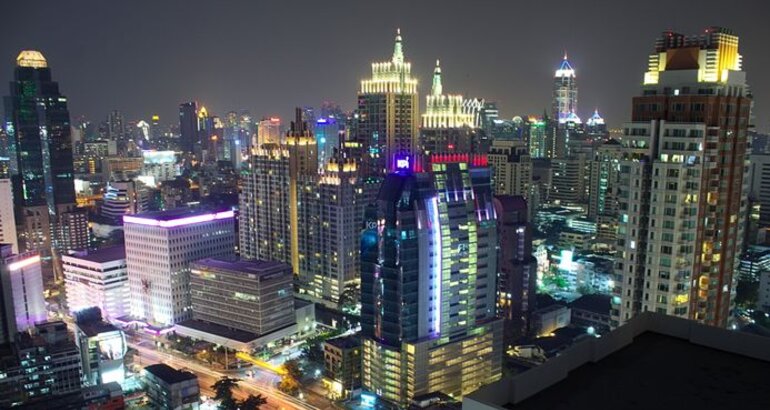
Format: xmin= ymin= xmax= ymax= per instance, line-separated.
xmin=552 ymin=53 xmax=578 ymax=124
xmin=361 ymin=154 xmax=502 ymax=405
xmin=420 ymin=60 xmax=478 ymax=154
xmin=4 ymin=50 xmax=81 ymax=280
xmin=356 ymin=29 xmax=419 ymax=176
xmin=257 ymin=117 xmax=282 ymax=146
xmin=613 ymin=27 xmax=751 ymax=328
xmin=178 ymin=102 xmax=198 ymax=154
xmin=239 ymin=143 xmax=291 ymax=263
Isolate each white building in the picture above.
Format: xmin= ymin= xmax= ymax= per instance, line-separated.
xmin=101 ymin=180 xmax=149 ymax=221
xmin=0 ymin=179 xmax=18 ymax=253
xmin=141 ymin=150 xmax=178 ymax=184
xmin=63 ymin=246 xmax=130 ymax=321
xmin=0 ymin=245 xmax=46 ymax=335
xmin=124 ymin=207 xmax=235 ymax=327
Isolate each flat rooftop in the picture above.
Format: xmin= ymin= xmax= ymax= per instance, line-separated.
xmin=77 ymin=320 xmax=120 ymax=338
xmin=65 ymin=245 xmax=126 ymax=263
xmin=508 ymin=332 xmax=770 ymax=410
xmin=325 ymin=334 xmax=361 ymax=350
xmin=128 ymin=206 xmax=231 ymax=222
xmin=144 ymin=363 xmax=197 ymax=384
xmin=191 ymin=257 xmax=290 ymax=276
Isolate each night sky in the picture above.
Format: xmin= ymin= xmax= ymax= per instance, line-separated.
xmin=2 ymin=0 xmax=768 ymax=132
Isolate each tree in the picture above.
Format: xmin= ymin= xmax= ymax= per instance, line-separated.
xmin=239 ymin=394 xmax=268 ymax=410
xmin=212 ymin=376 xmax=239 ymax=410
xmin=277 ymin=375 xmax=300 ymax=396
xmin=283 ymin=359 xmax=303 ymax=381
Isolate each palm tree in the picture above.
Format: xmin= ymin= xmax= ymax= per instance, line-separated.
xmin=212 ymin=376 xmax=240 ymax=410
xmin=239 ymin=394 xmax=268 ymax=410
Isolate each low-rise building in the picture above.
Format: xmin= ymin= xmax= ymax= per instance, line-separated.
xmin=567 ymin=294 xmax=611 ymax=334
xmin=74 ymin=308 xmax=127 ymax=387
xmin=323 ymin=334 xmax=361 ymax=400
xmin=143 ymin=363 xmax=199 ymax=410
xmin=530 ymin=303 xmax=570 ymax=337
xmin=63 ymin=246 xmax=130 ymax=321
xmin=0 ymin=321 xmax=83 ymax=407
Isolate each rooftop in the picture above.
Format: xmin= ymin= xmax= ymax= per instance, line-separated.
xmin=509 ymin=332 xmax=769 ymax=410
xmin=124 ymin=206 xmax=233 ymax=227
xmin=144 ymin=363 xmax=197 ymax=384
xmin=191 ymin=257 xmax=290 ymax=277
xmin=76 ymin=320 xmax=120 ymax=338
xmin=464 ymin=312 xmax=770 ymax=410
xmin=65 ymin=245 xmax=126 ymax=264
xmin=568 ymin=294 xmax=611 ymax=315
xmin=325 ymin=334 xmax=361 ymax=350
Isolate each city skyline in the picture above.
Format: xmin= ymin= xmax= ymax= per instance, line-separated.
xmin=2 ymin=0 xmax=769 ymax=132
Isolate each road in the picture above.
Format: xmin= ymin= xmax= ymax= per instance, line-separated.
xmin=129 ymin=340 xmax=321 ymax=410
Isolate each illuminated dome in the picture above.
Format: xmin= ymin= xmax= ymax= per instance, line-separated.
xmin=16 ymin=50 xmax=48 ymax=68
xmin=586 ymin=109 xmax=605 ymax=126
xmin=512 ymin=116 xmax=523 ymax=124
xmin=558 ymin=111 xmax=582 ymax=125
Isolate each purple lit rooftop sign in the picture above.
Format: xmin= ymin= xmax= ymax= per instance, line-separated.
xmin=123 ymin=210 xmax=234 ymax=228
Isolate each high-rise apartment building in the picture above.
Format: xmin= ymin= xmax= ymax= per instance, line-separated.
xmin=361 ymin=154 xmax=502 ymax=406
xmin=296 ymin=157 xmax=365 ymax=307
xmin=550 ymin=154 xmax=588 ymax=205
xmin=493 ymin=196 xmax=537 ymax=345
xmin=589 ymin=139 xmax=623 ymax=244
xmin=748 ymin=151 xmax=770 ymax=234
xmin=613 ymin=27 xmax=751 ymax=328
xmin=239 ymin=143 xmax=291 ymax=263
xmin=488 ymin=140 xmax=533 ymax=209
xmin=124 ymin=207 xmax=235 ymax=327
xmin=356 ymin=29 xmax=419 ymax=176
xmin=4 ymin=50 xmax=80 ymax=280
xmin=63 ymin=246 xmax=130 ymax=321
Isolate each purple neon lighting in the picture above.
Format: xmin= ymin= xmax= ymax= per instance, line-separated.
xmin=427 ymin=196 xmax=442 ymax=337
xmin=124 ymin=210 xmax=234 ymax=228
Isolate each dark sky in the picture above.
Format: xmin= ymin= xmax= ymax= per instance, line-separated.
xmin=1 ymin=0 xmax=768 ymax=132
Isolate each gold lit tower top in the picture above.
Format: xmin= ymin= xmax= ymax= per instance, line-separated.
xmin=360 ymin=29 xmax=418 ymax=94
xmin=422 ymin=60 xmax=475 ymax=129
xmin=644 ymin=26 xmax=743 ymax=85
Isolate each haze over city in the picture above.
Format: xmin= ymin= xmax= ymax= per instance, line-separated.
xmin=2 ymin=0 xmax=769 ymax=131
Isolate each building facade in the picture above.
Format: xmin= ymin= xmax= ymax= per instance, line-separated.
xmin=124 ymin=207 xmax=235 ymax=327
xmin=493 ymin=196 xmax=537 ymax=346
xmin=189 ymin=258 xmax=294 ymax=335
xmin=4 ymin=50 xmax=81 ymax=280
xmin=613 ymin=27 xmax=751 ymax=328
xmin=356 ymin=29 xmax=419 ymax=176
xmin=0 ymin=245 xmax=45 ymax=338
xmin=361 ymin=154 xmax=503 ymax=406
xmin=63 ymin=246 xmax=130 ymax=321
xmin=143 ymin=364 xmax=200 ymax=410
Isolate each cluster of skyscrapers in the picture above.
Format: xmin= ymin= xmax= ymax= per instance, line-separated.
xmin=0 ymin=23 xmax=762 ymax=409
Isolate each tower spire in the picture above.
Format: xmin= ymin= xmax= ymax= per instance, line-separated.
xmin=392 ymin=28 xmax=404 ymax=64
xmin=432 ymin=59 xmax=442 ymax=96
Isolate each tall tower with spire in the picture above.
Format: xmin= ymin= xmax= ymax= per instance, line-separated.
xmin=420 ymin=60 xmax=477 ymax=154
xmin=552 ymin=52 xmax=578 ymax=123
xmin=356 ymin=29 xmax=420 ymax=176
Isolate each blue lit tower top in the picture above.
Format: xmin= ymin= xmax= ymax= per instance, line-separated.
xmin=552 ymin=52 xmax=579 ymax=125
